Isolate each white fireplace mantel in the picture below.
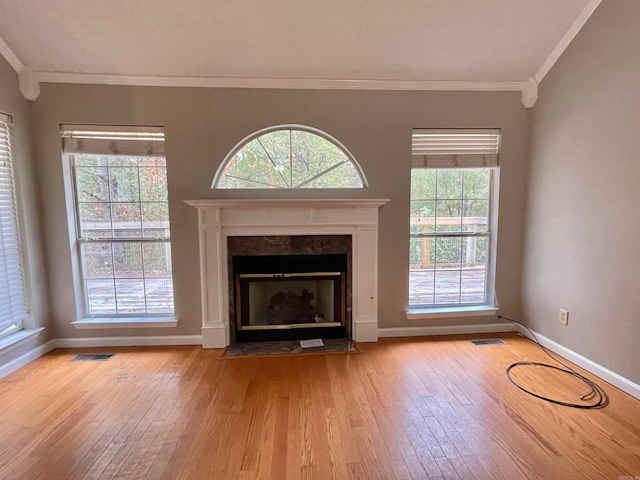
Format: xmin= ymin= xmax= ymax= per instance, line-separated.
xmin=185 ymin=198 xmax=389 ymax=348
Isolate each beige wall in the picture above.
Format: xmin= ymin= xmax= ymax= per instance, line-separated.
xmin=523 ymin=0 xmax=640 ymax=383
xmin=33 ymin=86 xmax=529 ymax=339
xmin=0 ymin=56 xmax=50 ymax=367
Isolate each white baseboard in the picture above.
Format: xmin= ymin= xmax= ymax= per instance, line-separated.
xmin=378 ymin=322 xmax=516 ymax=338
xmin=54 ymin=335 xmax=203 ymax=348
xmin=514 ymin=325 xmax=640 ymax=401
xmin=0 ymin=339 xmax=56 ymax=380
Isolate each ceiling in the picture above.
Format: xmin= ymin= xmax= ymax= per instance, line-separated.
xmin=0 ymin=0 xmax=599 ymax=92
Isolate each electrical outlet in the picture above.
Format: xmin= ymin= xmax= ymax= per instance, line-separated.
xmin=558 ymin=309 xmax=569 ymax=326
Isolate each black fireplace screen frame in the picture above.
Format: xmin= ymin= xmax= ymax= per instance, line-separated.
xmin=232 ymin=254 xmax=348 ymax=342
xmin=233 ymin=254 xmax=347 ymax=275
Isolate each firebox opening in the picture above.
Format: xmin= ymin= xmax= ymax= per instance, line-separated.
xmin=233 ymin=254 xmax=348 ymax=342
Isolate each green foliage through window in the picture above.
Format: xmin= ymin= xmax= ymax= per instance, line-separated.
xmin=214 ymin=126 xmax=366 ymax=189
xmin=409 ymin=168 xmax=492 ymax=306
xmin=72 ymin=154 xmax=174 ymax=316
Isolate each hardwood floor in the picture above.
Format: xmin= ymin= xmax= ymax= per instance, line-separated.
xmin=0 ymin=333 xmax=639 ymax=479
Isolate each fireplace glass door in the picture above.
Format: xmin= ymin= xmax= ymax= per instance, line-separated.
xmin=232 ymin=253 xmax=348 ymax=342
xmin=236 ymin=272 xmax=345 ymax=331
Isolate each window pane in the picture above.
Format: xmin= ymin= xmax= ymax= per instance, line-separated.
xmin=74 ymin=155 xmax=108 ymax=167
xmin=111 ymin=203 xmax=142 ymax=237
xmin=115 ymin=279 xmax=146 ymax=314
xmin=139 ymin=157 xmax=166 ymax=168
xmin=436 ymin=169 xmax=463 ymax=199
xmin=83 ymin=243 xmax=113 ymax=279
xmin=435 ymin=199 xmax=462 ymax=232
xmin=300 ymin=162 xmax=363 ymax=188
xmin=225 ymin=141 xmax=290 ymax=188
xmin=410 ymin=199 xmax=434 ymax=234
xmin=473 ymin=236 xmax=488 ymax=265
xmin=259 ymin=130 xmax=290 ymax=168
xmin=82 ymin=241 xmax=175 ymax=316
xmin=462 ymin=200 xmax=489 ymax=232
xmin=79 ymin=203 xmax=111 ymax=237
xmin=460 ymin=237 xmax=488 ymax=303
xmin=291 ymin=130 xmax=350 ymax=187
xmin=143 ymin=243 xmax=171 ymax=276
xmin=109 ymin=166 xmax=140 ymax=202
xmin=86 ymin=279 xmax=117 ymax=314
xmin=215 ymin=128 xmax=365 ymax=189
xmin=139 ymin=166 xmax=168 ymax=201
xmin=409 ymin=236 xmax=435 ymax=305
xmin=75 ymin=167 xmax=110 ymax=202
xmin=409 ymin=166 xmax=493 ymax=307
xmin=142 ymin=202 xmax=169 ymax=222
xmin=142 ymin=203 xmax=169 ymax=237
xmin=145 ymin=280 xmax=174 ymax=313
xmin=411 ymin=169 xmax=436 ymax=199
xmin=112 ymin=242 xmax=143 ymax=277
xmin=143 ymin=243 xmax=173 ymax=313
xmin=108 ymin=156 xmax=139 ymax=167
xmin=72 ymin=148 xmax=173 ymax=317
xmin=433 ymin=236 xmax=462 ymax=304
xmin=463 ymin=169 xmax=490 ymax=199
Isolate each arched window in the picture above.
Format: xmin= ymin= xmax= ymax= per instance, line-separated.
xmin=212 ymin=125 xmax=367 ymax=189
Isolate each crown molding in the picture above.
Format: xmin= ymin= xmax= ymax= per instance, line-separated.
xmin=534 ymin=0 xmax=603 ymax=84
xmin=19 ymin=65 xmax=40 ymax=101
xmin=0 ymin=33 xmax=40 ymax=101
xmin=521 ymin=77 xmax=538 ymax=109
xmin=0 ymin=33 xmax=23 ymax=73
xmin=35 ymin=71 xmax=526 ymax=92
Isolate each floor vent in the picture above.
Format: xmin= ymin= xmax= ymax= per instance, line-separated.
xmin=70 ymin=354 xmax=115 ymax=362
xmin=469 ymin=339 xmax=506 ymax=346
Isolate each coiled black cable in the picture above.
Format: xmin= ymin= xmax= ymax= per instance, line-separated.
xmin=499 ymin=314 xmax=609 ymax=409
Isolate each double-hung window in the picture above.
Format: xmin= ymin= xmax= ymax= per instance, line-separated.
xmin=0 ymin=114 xmax=27 ymax=338
xmin=62 ymin=125 xmax=174 ymax=317
xmin=409 ymin=129 xmax=500 ymax=308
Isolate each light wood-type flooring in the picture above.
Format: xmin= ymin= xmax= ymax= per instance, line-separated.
xmin=1 ymin=333 xmax=639 ymax=479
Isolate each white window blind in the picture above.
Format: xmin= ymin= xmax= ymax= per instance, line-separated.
xmin=412 ymin=129 xmax=501 ymax=168
xmin=61 ymin=125 xmax=165 ymax=157
xmin=0 ymin=114 xmax=27 ymax=334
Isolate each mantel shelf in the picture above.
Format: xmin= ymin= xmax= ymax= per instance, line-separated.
xmin=184 ymin=198 xmax=390 ymax=209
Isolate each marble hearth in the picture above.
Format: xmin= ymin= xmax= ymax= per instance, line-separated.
xmin=185 ymin=199 xmax=389 ymax=348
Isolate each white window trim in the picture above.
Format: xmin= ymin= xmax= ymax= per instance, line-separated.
xmin=71 ymin=317 xmax=177 ymax=329
xmin=408 ymin=168 xmax=500 ymax=311
xmin=0 ymin=327 xmax=44 ymax=355
xmin=64 ymin=153 xmax=177 ymax=318
xmin=406 ymin=305 xmax=499 ymax=320
xmin=408 ymin=130 xmax=501 ymax=313
xmin=61 ymin=125 xmax=177 ymax=325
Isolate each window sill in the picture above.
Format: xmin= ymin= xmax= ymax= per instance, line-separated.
xmin=71 ymin=317 xmax=178 ymax=329
xmin=406 ymin=306 xmax=498 ymax=320
xmin=0 ymin=328 xmax=45 ymax=355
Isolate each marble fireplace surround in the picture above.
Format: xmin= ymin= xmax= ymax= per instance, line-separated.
xmin=185 ymin=199 xmax=389 ymax=348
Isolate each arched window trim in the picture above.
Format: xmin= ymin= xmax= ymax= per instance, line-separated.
xmin=211 ymin=124 xmax=369 ymax=189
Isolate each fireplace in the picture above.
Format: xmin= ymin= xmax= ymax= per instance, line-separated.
xmin=185 ymin=199 xmax=388 ymax=348
xmin=233 ymin=253 xmax=347 ymax=341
